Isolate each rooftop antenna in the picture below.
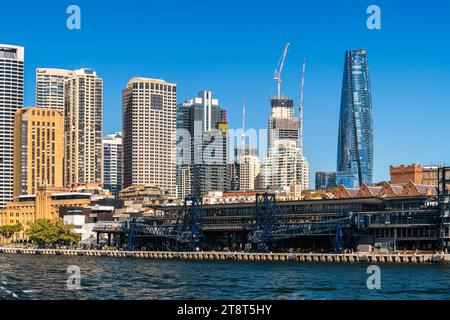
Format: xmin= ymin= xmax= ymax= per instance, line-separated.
xmin=299 ymin=59 xmax=306 ymax=154
xmin=274 ymin=42 xmax=290 ymax=99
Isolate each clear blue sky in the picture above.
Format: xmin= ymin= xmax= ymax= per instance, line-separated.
xmin=1 ymin=0 xmax=449 ymax=183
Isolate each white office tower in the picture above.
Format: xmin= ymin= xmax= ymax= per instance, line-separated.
xmin=261 ymin=97 xmax=310 ymax=194
xmin=102 ymin=132 xmax=123 ymax=197
xmin=122 ymin=78 xmax=177 ymax=196
xmin=65 ymin=68 xmax=103 ymax=187
xmin=0 ymin=45 xmax=24 ymax=208
xmin=36 ymin=68 xmax=74 ymax=114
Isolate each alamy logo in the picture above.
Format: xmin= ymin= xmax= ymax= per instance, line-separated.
xmin=366 ymin=5 xmax=381 ymax=30
xmin=366 ymin=265 xmax=381 ymax=290
xmin=66 ymin=265 xmax=81 ymax=290
xmin=66 ymin=5 xmax=81 ymax=30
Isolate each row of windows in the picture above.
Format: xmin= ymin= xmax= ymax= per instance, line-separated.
xmin=132 ymin=82 xmax=176 ymax=92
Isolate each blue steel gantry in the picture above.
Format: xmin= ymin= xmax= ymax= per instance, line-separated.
xmin=250 ymin=193 xmax=357 ymax=252
xmin=124 ymin=195 xmax=204 ymax=251
xmin=94 ymin=193 xmax=403 ymax=253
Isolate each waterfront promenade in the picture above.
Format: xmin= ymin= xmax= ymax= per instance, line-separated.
xmin=0 ymin=247 xmax=449 ymax=264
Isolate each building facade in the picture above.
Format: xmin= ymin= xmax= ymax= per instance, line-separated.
xmin=390 ymin=164 xmax=439 ymax=186
xmin=337 ymin=49 xmax=374 ymax=187
xmin=176 ymin=91 xmax=229 ymax=197
xmin=228 ymin=161 xmax=240 ymax=191
xmin=64 ymin=68 xmax=103 ymax=188
xmin=422 ymin=166 xmax=439 ymax=186
xmin=13 ymin=108 xmax=64 ymax=196
xmin=239 ymin=146 xmax=260 ymax=191
xmin=122 ymin=78 xmax=177 ymax=196
xmin=0 ymin=186 xmax=91 ymax=242
xmin=335 ymin=171 xmax=360 ymax=189
xmin=102 ymin=132 xmax=123 ymax=197
xmin=0 ymin=44 xmax=24 ymax=208
xmin=261 ymin=141 xmax=309 ymax=192
xmin=261 ymin=97 xmax=309 ymax=193
xmin=315 ymin=171 xmax=337 ymax=190
xmin=36 ymin=68 xmax=74 ymax=114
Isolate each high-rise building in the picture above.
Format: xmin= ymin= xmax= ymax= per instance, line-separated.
xmin=64 ymin=68 xmax=103 ymax=188
xmin=0 ymin=44 xmax=24 ymax=208
xmin=102 ymin=132 xmax=123 ymax=197
xmin=122 ymin=78 xmax=177 ymax=196
xmin=13 ymin=108 xmax=64 ymax=196
xmin=239 ymin=148 xmax=260 ymax=191
xmin=36 ymin=68 xmax=74 ymax=114
xmin=261 ymin=96 xmax=309 ymax=193
xmin=177 ymin=165 xmax=192 ymax=200
xmin=337 ymin=49 xmax=374 ymax=187
xmin=176 ymin=91 xmax=229 ymax=197
xmin=235 ymin=103 xmax=260 ymax=191
xmin=261 ymin=141 xmax=309 ymax=192
xmin=267 ymin=98 xmax=300 ymax=150
xmin=228 ymin=160 xmax=240 ymax=191
xmin=315 ymin=171 xmax=337 ymax=190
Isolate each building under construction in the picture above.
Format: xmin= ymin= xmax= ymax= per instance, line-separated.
xmin=260 ymin=43 xmax=310 ymax=193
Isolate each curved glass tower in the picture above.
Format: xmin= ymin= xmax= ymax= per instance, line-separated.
xmin=337 ymin=49 xmax=373 ymax=187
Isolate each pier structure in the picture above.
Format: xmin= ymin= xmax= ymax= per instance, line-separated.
xmin=0 ymin=247 xmax=449 ymax=264
xmin=92 ymin=192 xmax=449 ymax=253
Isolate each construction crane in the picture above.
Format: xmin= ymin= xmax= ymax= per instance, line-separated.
xmin=299 ymin=59 xmax=306 ymax=154
xmin=274 ymin=42 xmax=290 ymax=99
xmin=241 ymin=101 xmax=246 ymax=149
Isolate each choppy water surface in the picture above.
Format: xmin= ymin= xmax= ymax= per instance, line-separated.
xmin=0 ymin=254 xmax=449 ymax=300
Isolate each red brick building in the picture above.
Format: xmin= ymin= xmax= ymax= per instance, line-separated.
xmin=390 ymin=164 xmax=439 ymax=186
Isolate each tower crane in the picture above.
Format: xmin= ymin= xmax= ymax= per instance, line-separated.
xmin=274 ymin=42 xmax=290 ymax=99
xmin=242 ymin=101 xmax=246 ymax=149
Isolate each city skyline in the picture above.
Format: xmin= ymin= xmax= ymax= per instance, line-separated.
xmin=1 ymin=1 xmax=450 ymax=186
xmin=0 ymin=2 xmax=450 ymax=305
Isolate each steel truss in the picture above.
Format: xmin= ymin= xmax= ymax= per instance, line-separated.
xmin=125 ymin=195 xmax=204 ymax=251
xmin=250 ymin=193 xmax=355 ymax=252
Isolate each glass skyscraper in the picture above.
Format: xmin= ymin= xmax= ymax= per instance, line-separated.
xmin=337 ymin=49 xmax=373 ymax=187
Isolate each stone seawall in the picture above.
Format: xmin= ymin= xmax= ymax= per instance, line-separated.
xmin=0 ymin=247 xmax=449 ymax=264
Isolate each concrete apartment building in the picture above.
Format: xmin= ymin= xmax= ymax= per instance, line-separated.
xmin=13 ymin=108 xmax=64 ymax=196
xmin=102 ymin=132 xmax=123 ymax=197
xmin=0 ymin=44 xmax=24 ymax=208
xmin=261 ymin=97 xmax=310 ymax=193
xmin=64 ymin=68 xmax=103 ymax=188
xmin=239 ymin=155 xmax=260 ymax=190
xmin=122 ymin=78 xmax=177 ymax=196
xmin=36 ymin=68 xmax=74 ymax=114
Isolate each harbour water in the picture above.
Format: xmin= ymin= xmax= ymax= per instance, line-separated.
xmin=0 ymin=254 xmax=449 ymax=300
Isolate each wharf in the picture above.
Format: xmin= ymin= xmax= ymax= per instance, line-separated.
xmin=0 ymin=247 xmax=449 ymax=264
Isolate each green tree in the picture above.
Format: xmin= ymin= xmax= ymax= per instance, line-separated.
xmin=0 ymin=223 xmax=23 ymax=242
xmin=27 ymin=219 xmax=80 ymax=247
